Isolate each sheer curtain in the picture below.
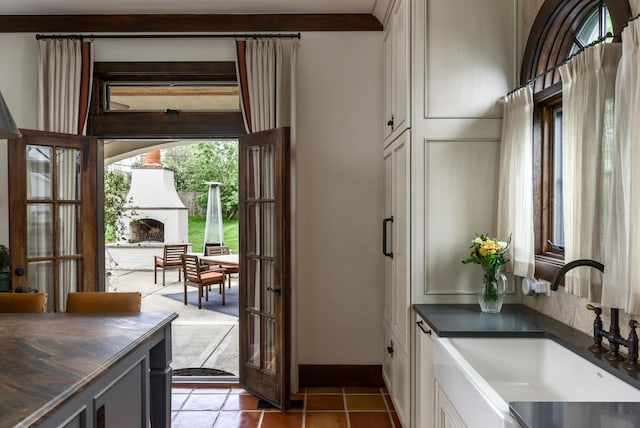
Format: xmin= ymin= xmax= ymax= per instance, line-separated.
xmin=235 ymin=38 xmax=299 ymax=133
xmin=497 ymin=87 xmax=535 ymax=279
xmin=36 ymin=39 xmax=92 ymax=310
xmin=603 ymin=19 xmax=640 ymax=313
xmin=559 ymin=43 xmax=621 ymax=301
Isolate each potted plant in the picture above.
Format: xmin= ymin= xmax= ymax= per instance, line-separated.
xmin=0 ymin=244 xmax=10 ymax=292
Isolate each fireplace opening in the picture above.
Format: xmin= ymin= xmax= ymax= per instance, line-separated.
xmin=130 ymin=219 xmax=164 ymax=243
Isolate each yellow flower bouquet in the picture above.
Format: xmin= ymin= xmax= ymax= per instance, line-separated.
xmin=462 ymin=233 xmax=511 ymax=312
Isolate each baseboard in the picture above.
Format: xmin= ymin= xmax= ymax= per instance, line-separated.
xmin=298 ymin=364 xmax=384 ymax=388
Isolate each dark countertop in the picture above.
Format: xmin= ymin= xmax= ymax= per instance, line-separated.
xmin=0 ymin=312 xmax=178 ymax=427
xmin=413 ymin=304 xmax=640 ymax=428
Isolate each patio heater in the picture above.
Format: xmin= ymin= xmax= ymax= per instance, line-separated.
xmin=203 ymin=182 xmax=224 ymax=253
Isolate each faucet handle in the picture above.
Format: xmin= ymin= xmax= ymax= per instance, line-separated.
xmin=630 ymin=320 xmax=640 ymax=329
xmin=586 ymin=304 xmax=602 ymax=315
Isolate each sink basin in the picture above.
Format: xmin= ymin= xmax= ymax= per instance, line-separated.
xmin=434 ymin=337 xmax=640 ymax=428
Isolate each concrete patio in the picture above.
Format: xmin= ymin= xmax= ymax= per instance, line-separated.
xmin=109 ymin=269 xmax=239 ymax=379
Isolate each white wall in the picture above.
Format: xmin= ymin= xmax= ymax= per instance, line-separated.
xmin=0 ymin=31 xmax=384 ymax=365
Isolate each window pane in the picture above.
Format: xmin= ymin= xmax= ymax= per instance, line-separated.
xmin=552 ymin=108 xmax=564 ymax=247
xmin=27 ymin=145 xmax=52 ymax=200
xmin=28 ymin=204 xmax=53 ymax=258
xmin=105 ymin=83 xmax=240 ymax=112
xmin=57 ymin=148 xmax=81 ymax=200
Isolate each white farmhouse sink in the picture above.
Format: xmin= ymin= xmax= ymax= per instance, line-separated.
xmin=434 ymin=337 xmax=640 ymax=428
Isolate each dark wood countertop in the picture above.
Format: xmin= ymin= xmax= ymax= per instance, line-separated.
xmin=0 ymin=312 xmax=178 ymax=427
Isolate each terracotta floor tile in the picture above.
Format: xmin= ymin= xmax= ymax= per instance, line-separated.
xmin=213 ymin=411 xmax=261 ymax=428
xmin=181 ymin=394 xmax=227 ymax=411
xmin=349 ymin=412 xmax=394 ymax=428
xmin=223 ymin=393 xmax=260 ymax=410
xmin=305 ymin=386 xmax=343 ymax=394
xmin=260 ymin=411 xmax=303 ymax=428
xmin=290 ymin=393 xmax=305 ymax=401
xmin=345 ymin=394 xmax=387 ymax=411
xmin=172 ymin=410 xmax=218 ymax=428
xmin=306 ymin=394 xmax=345 ymax=411
xmin=305 ymin=412 xmax=348 ymax=428
xmin=383 ymin=393 xmax=395 ymax=410
xmin=344 ymin=386 xmax=383 ymax=394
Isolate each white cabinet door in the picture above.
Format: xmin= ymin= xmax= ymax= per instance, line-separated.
xmin=382 ymin=325 xmax=394 ymax=391
xmin=383 ymin=0 xmax=411 ymax=147
xmin=385 ymin=130 xmax=411 ymax=352
xmin=435 ymin=383 xmax=466 ymax=428
xmin=393 ymin=345 xmax=410 ymax=428
xmin=415 ymin=315 xmax=436 ymax=428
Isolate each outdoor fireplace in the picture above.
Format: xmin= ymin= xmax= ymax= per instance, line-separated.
xmin=119 ymin=150 xmax=188 ymax=244
xmin=130 ymin=219 xmax=164 ymax=243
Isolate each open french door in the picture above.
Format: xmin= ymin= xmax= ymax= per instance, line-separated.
xmin=239 ymin=127 xmax=291 ymax=410
xmin=8 ymin=129 xmax=103 ymax=312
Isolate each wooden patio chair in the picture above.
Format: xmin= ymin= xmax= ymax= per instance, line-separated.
xmin=66 ymin=292 xmax=141 ymax=313
xmin=154 ymin=244 xmax=188 ymax=286
xmin=182 ymin=254 xmax=226 ymax=309
xmin=204 ymin=245 xmax=239 ymax=288
xmin=0 ymin=292 xmax=47 ymax=313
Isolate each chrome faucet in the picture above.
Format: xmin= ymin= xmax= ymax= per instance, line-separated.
xmin=550 ymin=259 xmax=640 ymax=370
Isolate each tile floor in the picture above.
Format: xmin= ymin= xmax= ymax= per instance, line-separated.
xmin=171 ymin=385 xmax=401 ymax=428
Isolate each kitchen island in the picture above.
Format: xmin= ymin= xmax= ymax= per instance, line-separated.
xmin=0 ymin=312 xmax=177 ymax=428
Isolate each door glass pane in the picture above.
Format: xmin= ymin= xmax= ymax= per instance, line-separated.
xmin=248 ymin=314 xmax=261 ymax=366
xmin=57 ymin=148 xmax=81 ymax=200
xmin=27 ymin=145 xmax=52 ymax=200
xmin=262 ymin=145 xmax=275 ymax=199
xmin=28 ymin=261 xmax=54 ymax=311
xmin=247 ymin=147 xmax=260 ymax=199
xmin=28 ymin=204 xmax=53 ymax=257
xmin=264 ymin=260 xmax=275 ymax=316
xmin=59 ymin=259 xmax=78 ymax=312
xmin=263 ymin=203 xmax=275 ymax=257
xmin=247 ymin=259 xmax=261 ymax=310
xmin=247 ymin=204 xmax=261 ymax=256
xmin=552 ymin=107 xmax=564 ymax=247
xmin=264 ymin=318 xmax=276 ymax=373
xmin=58 ymin=205 xmax=80 ymax=256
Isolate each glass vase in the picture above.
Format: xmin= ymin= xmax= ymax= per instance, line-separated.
xmin=479 ymin=269 xmax=506 ymax=313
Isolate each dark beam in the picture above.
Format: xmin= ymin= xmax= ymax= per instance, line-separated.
xmin=0 ymin=14 xmax=382 ymax=33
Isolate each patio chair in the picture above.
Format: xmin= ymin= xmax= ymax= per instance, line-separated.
xmin=154 ymin=244 xmax=188 ymax=286
xmin=204 ymin=245 xmax=239 ymax=288
xmin=66 ymin=292 xmax=141 ymax=313
xmin=182 ymin=254 xmax=226 ymax=309
xmin=0 ymin=292 xmax=47 ymax=313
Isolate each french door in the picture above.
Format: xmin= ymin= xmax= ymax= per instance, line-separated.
xmin=8 ymin=129 xmax=103 ymax=312
xmin=239 ymin=127 xmax=291 ymax=410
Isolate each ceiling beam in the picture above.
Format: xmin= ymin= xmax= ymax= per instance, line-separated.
xmin=0 ymin=13 xmax=382 ymax=33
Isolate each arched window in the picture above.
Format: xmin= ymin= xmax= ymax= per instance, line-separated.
xmin=520 ymin=0 xmax=631 ymax=280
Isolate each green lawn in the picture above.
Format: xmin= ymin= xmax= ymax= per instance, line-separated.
xmin=106 ymin=217 xmax=239 ymax=254
xmin=189 ymin=216 xmax=239 ymax=254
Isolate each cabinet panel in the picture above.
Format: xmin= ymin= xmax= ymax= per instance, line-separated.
xmin=94 ymin=359 xmax=146 ymax=428
xmin=423 ymin=140 xmax=499 ymax=297
xmin=382 ymin=325 xmax=393 ymax=390
xmin=425 ymin=0 xmax=516 ymax=118
xmin=435 ymin=382 xmax=466 ymax=428
xmin=415 ymin=315 xmax=435 ymax=428
xmin=383 ymin=0 xmax=411 ymax=146
xmin=393 ymin=345 xmax=410 ymax=427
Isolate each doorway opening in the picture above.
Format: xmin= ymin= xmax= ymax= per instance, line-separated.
xmin=105 ymin=140 xmax=240 ymax=381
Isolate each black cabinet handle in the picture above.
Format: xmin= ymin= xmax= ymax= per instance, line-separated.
xmin=383 ymin=216 xmax=394 ymax=258
xmin=267 ymin=286 xmax=281 ymax=294
xmin=387 ymin=116 xmax=394 ymax=128
xmin=417 ymin=320 xmax=432 ymax=335
xmin=386 ymin=341 xmax=394 ymax=355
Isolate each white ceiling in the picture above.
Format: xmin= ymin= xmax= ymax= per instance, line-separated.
xmin=0 ymin=0 xmax=378 ymax=15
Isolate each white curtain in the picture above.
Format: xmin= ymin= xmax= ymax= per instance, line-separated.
xmin=37 ymin=39 xmax=84 ymax=133
xmin=497 ymin=87 xmax=535 ymax=278
xmin=602 ymin=20 xmax=640 ymax=313
xmin=559 ymin=43 xmax=621 ymax=301
xmin=239 ymin=38 xmax=299 ymax=133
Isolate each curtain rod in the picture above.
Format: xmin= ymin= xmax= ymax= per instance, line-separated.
xmin=505 ymin=32 xmax=613 ymax=97
xmin=35 ymin=32 xmax=301 ymax=40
